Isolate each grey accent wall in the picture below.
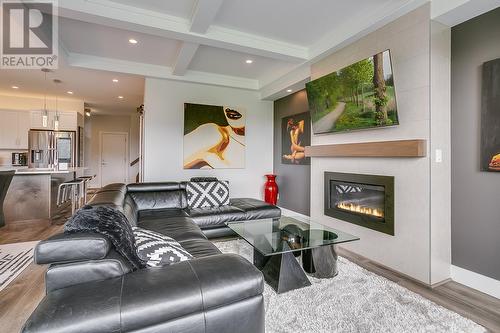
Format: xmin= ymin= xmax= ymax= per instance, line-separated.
xmin=451 ymin=8 xmax=500 ymax=280
xmin=273 ymin=90 xmax=311 ymax=216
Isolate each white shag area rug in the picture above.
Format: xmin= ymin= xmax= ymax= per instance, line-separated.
xmin=214 ymin=239 xmax=485 ymax=333
xmin=0 ymin=241 xmax=38 ymax=292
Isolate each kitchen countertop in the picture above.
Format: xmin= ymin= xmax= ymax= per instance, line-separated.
xmin=0 ymin=166 xmax=87 ymax=175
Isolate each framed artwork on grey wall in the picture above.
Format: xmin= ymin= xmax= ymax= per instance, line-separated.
xmin=281 ymin=111 xmax=311 ymax=165
xmin=481 ymin=58 xmax=500 ymax=172
xmin=183 ymin=103 xmax=245 ymax=169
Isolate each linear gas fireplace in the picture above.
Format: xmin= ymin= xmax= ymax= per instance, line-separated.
xmin=324 ymin=172 xmax=394 ymax=235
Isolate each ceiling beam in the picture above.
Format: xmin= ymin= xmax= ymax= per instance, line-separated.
xmin=67 ymin=52 xmax=259 ymax=90
xmin=172 ymin=42 xmax=199 ymax=76
xmin=190 ymin=0 xmax=224 ymax=33
xmin=56 ymin=0 xmax=307 ymax=62
xmin=431 ymin=0 xmax=500 ymax=26
xmin=171 ymin=0 xmax=224 ymax=76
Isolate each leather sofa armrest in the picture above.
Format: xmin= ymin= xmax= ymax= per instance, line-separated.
xmin=45 ymin=249 xmax=133 ymax=293
xmin=35 ymin=232 xmax=111 ymax=265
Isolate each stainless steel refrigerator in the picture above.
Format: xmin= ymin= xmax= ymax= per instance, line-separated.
xmin=28 ymin=130 xmax=76 ymax=168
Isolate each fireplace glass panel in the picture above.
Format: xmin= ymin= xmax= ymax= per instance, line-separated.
xmin=330 ymin=180 xmax=385 ymax=221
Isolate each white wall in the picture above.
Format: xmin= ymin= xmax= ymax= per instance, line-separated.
xmin=309 ymin=5 xmax=450 ymax=284
xmin=86 ymin=114 xmax=139 ymax=188
xmin=143 ymin=78 xmax=273 ymax=199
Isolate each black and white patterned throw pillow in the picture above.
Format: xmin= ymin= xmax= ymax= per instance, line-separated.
xmin=132 ymin=227 xmax=193 ymax=267
xmin=186 ymin=181 xmax=230 ymax=208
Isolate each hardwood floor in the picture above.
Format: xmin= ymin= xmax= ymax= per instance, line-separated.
xmin=1 ymin=222 xmax=499 ymax=333
xmin=0 ymin=220 xmax=63 ymax=333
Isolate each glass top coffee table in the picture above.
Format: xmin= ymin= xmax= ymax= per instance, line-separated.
xmin=226 ymin=216 xmax=359 ymax=294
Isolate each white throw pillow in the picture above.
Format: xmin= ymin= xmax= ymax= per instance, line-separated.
xmin=132 ymin=227 xmax=193 ymax=267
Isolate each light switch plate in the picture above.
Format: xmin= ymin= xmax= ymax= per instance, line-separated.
xmin=435 ymin=149 xmax=443 ymax=163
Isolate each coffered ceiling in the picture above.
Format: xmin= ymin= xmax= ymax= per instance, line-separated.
xmin=3 ymin=0 xmax=494 ymax=115
xmin=55 ymin=0 xmax=429 ymax=98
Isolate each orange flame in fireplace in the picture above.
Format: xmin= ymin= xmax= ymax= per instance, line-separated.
xmin=337 ymin=202 xmax=384 ymax=218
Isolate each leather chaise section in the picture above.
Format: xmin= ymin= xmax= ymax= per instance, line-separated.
xmin=138 ymin=216 xmax=207 ymax=242
xmin=230 ymin=198 xmax=282 ymax=220
xmin=35 ymin=232 xmax=110 ymax=265
xmin=45 ymin=249 xmax=132 ymax=292
xmin=204 ymin=295 xmax=265 ymax=333
xmin=188 ymin=254 xmax=264 ymax=308
xmin=179 ymin=239 xmax=221 ymax=258
xmin=202 ymin=226 xmax=237 ymax=239
xmin=120 ymin=262 xmax=204 ymax=332
xmin=186 ymin=205 xmax=247 ymax=228
xmin=120 ymin=254 xmax=263 ymax=332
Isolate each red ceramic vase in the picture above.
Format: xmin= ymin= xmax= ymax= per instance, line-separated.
xmin=264 ymin=174 xmax=279 ymax=205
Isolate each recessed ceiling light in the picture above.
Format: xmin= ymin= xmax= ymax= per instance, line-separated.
xmin=11 ymin=85 xmax=19 ymax=89
xmin=245 ymin=59 xmax=253 ymax=64
xmin=67 ymin=91 xmax=73 ymax=94
xmin=118 ymin=96 xmax=124 ymax=99
xmin=112 ymin=79 xmax=119 ymax=83
xmin=287 ymin=89 xmax=292 ymax=93
xmin=128 ymin=38 xmax=138 ymax=44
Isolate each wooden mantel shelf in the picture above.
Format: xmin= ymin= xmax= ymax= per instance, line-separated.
xmin=305 ymin=139 xmax=427 ymax=158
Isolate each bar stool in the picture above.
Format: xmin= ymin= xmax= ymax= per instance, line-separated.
xmin=76 ymin=175 xmax=96 ymax=204
xmin=57 ymin=179 xmax=85 ymax=215
xmin=0 ymin=170 xmax=15 ymax=228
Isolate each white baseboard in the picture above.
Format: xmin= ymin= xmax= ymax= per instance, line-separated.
xmin=451 ymin=265 xmax=500 ymax=299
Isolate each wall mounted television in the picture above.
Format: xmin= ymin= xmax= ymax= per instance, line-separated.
xmin=306 ymin=49 xmax=399 ymax=134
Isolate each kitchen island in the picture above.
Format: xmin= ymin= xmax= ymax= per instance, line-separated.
xmin=2 ymin=167 xmax=86 ymax=223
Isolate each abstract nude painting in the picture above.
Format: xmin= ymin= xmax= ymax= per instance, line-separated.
xmin=281 ymin=111 xmax=311 ymax=165
xmin=183 ymin=103 xmax=245 ymax=169
xmin=481 ymin=58 xmax=500 ymax=172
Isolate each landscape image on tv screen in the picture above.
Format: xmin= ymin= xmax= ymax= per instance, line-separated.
xmin=306 ymin=50 xmax=398 ymax=134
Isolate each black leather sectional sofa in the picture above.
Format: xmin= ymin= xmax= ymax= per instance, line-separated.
xmin=22 ymin=182 xmax=281 ymax=333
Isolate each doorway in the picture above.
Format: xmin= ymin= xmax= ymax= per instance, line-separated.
xmin=100 ymin=132 xmax=128 ymax=187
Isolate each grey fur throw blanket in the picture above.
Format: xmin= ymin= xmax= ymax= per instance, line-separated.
xmin=65 ymin=205 xmax=145 ymax=270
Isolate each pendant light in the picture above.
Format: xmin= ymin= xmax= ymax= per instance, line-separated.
xmin=54 ymin=95 xmax=59 ymax=131
xmin=41 ymin=68 xmax=50 ymax=128
xmin=53 ymin=78 xmax=62 ymax=131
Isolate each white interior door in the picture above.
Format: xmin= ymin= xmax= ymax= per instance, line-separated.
xmin=101 ymin=132 xmax=128 ymax=187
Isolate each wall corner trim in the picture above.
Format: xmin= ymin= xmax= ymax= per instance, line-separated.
xmin=451 ymin=265 xmax=500 ymax=299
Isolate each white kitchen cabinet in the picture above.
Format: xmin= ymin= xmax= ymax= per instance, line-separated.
xmin=30 ymin=110 xmax=78 ymax=131
xmin=0 ymin=111 xmax=19 ymax=148
xmin=30 ymin=110 xmax=54 ymax=130
xmin=55 ymin=111 xmax=78 ymax=131
xmin=0 ymin=110 xmax=31 ymax=149
xmin=17 ymin=111 xmax=30 ymax=149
